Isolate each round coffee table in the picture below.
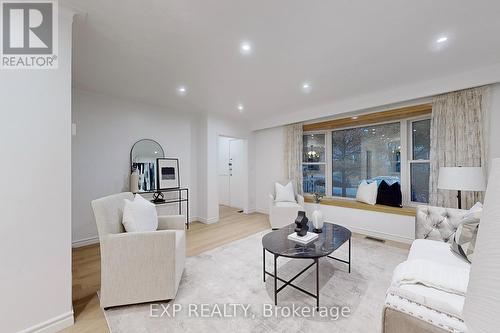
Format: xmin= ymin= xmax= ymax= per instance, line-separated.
xmin=262 ymin=222 xmax=351 ymax=309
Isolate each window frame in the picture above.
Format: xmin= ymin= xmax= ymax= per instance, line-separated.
xmin=301 ymin=131 xmax=329 ymax=195
xmin=303 ymin=115 xmax=431 ymax=206
xmin=406 ymin=116 xmax=431 ymax=205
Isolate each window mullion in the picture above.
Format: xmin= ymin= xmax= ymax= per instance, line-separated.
xmin=400 ymin=120 xmax=409 ymax=205
xmin=325 ymin=131 xmax=332 ymax=197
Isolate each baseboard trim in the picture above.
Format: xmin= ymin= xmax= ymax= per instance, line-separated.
xmin=72 ymin=236 xmax=99 ymax=248
xmin=256 ymin=208 xmax=269 ymax=215
xmin=197 ymin=216 xmax=218 ymax=224
xmin=18 ymin=310 xmax=74 ymax=333
xmin=332 ymin=223 xmax=413 ymax=244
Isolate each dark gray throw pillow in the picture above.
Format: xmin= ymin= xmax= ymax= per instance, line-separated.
xmin=376 ymin=180 xmax=402 ymax=207
xmin=451 ymin=215 xmax=480 ymax=263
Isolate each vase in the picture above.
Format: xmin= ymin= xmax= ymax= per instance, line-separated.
xmin=130 ymin=170 xmax=139 ymax=193
xmin=312 ymin=206 xmax=324 ymax=233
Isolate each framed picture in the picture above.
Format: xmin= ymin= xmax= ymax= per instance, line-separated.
xmin=156 ymin=158 xmax=180 ymax=190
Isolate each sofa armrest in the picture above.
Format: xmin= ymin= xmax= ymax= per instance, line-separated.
xmin=102 ymin=230 xmax=177 ymax=262
xmin=158 ymin=215 xmax=186 ymax=230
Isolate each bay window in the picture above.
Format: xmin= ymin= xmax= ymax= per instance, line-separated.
xmin=303 ymin=116 xmax=431 ymax=205
xmin=332 ymin=122 xmax=401 ymax=198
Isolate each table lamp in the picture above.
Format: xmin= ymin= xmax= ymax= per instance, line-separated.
xmin=437 ymin=167 xmax=486 ymax=209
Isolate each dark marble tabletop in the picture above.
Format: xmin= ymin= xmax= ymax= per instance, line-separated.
xmin=262 ymin=222 xmax=351 ymax=258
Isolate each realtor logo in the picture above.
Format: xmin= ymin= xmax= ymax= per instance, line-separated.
xmin=1 ymin=0 xmax=58 ymax=69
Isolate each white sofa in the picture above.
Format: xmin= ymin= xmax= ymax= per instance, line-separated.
xmin=91 ymin=192 xmax=186 ymax=308
xmin=383 ymin=205 xmax=469 ymax=333
xmin=268 ymin=181 xmax=304 ymax=229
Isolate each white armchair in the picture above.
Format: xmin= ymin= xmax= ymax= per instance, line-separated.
xmin=91 ymin=192 xmax=186 ymax=308
xmin=268 ymin=181 xmax=304 ymax=229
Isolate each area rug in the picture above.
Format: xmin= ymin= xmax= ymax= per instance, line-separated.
xmin=103 ymin=231 xmax=409 ymax=333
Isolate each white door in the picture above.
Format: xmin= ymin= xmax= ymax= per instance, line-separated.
xmin=229 ymin=139 xmax=245 ymax=209
xmin=217 ymin=137 xmax=231 ymax=206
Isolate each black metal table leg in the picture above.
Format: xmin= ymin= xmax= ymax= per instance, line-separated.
xmin=186 ymin=189 xmax=190 ymax=229
xmin=316 ymin=258 xmax=319 ymax=310
xmin=263 ymin=248 xmax=266 ymax=282
xmin=274 ymin=254 xmax=278 ymax=305
xmin=348 ymin=237 xmax=351 ymax=273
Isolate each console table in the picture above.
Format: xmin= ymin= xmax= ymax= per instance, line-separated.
xmin=152 ymin=188 xmax=190 ymax=229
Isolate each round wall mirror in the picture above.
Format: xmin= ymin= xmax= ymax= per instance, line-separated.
xmin=130 ymin=139 xmax=165 ymax=193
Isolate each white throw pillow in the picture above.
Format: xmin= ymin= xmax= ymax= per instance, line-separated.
xmin=275 ymin=182 xmax=296 ymax=203
xmin=356 ymin=181 xmax=378 ymax=205
xmin=122 ymin=194 xmax=158 ymax=232
xmin=463 ymin=202 xmax=483 ymax=220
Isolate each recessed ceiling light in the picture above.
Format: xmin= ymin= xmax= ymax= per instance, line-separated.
xmin=302 ymin=82 xmax=312 ymax=93
xmin=351 ymin=116 xmax=359 ymax=120
xmin=177 ymin=86 xmax=187 ymax=96
xmin=436 ymin=36 xmax=448 ymax=43
xmin=237 ymin=103 xmax=244 ymax=112
xmin=240 ymin=42 xmax=252 ymax=55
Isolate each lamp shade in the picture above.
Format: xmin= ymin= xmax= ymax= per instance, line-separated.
xmin=437 ymin=167 xmax=486 ymax=191
xmin=463 ymin=159 xmax=500 ymax=332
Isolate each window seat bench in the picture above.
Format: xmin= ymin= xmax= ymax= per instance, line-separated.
xmin=304 ymin=196 xmax=416 ymax=217
xmin=303 ymin=196 xmax=417 ymax=243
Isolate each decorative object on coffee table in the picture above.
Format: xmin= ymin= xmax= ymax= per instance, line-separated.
xmin=311 ymin=192 xmax=324 ymax=233
xmin=294 ymin=211 xmax=308 ymax=236
xmin=287 ymin=231 xmax=318 ymax=244
xmin=311 ymin=209 xmax=324 ymax=233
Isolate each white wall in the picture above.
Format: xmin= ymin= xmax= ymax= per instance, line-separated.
xmin=198 ymin=116 xmax=255 ymax=222
xmin=0 ymin=9 xmax=74 ymax=333
xmin=255 ymin=126 xmax=285 ymax=213
xmin=72 ymin=90 xmax=200 ymax=245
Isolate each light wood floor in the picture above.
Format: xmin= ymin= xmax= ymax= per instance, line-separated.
xmin=62 ymin=206 xmax=270 ymax=333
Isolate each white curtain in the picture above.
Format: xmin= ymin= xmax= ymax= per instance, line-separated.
xmin=429 ymin=86 xmax=489 ymax=209
xmin=284 ymin=123 xmax=303 ymax=195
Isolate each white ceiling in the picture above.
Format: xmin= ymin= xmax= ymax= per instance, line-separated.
xmin=65 ymin=0 xmax=500 ymax=129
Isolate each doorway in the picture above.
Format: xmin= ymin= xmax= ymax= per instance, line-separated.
xmin=218 ymin=136 xmax=247 ymax=213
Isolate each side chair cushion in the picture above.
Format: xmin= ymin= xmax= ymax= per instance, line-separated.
xmin=275 ymin=181 xmax=296 ymax=203
xmin=122 ymin=194 xmax=158 ymax=232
